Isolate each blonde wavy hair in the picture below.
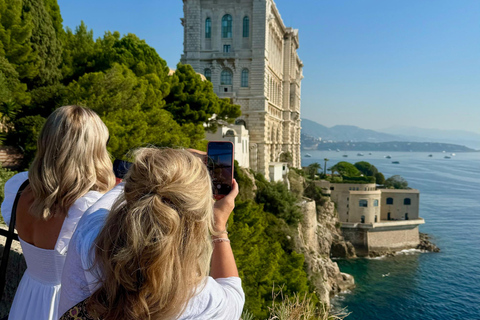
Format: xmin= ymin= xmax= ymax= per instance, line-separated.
xmin=29 ymin=105 xmax=115 ymax=220
xmin=89 ymin=148 xmax=215 ymax=320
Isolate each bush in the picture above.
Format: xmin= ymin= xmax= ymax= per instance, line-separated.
xmin=384 ymin=175 xmax=408 ymax=189
xmin=255 ymin=174 xmax=302 ymax=226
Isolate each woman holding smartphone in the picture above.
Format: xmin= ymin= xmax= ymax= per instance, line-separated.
xmin=59 ymin=148 xmax=244 ymax=320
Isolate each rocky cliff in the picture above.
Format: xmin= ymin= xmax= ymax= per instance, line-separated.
xmin=295 ymin=198 xmax=355 ymax=305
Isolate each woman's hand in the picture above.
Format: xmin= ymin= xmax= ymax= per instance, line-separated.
xmin=213 ymin=179 xmax=238 ymax=232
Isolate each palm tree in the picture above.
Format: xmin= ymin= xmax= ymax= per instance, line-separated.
xmin=307 ymin=162 xmax=321 ymax=180
xmin=323 ymin=158 xmax=329 ymax=175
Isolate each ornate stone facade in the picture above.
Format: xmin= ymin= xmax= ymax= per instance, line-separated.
xmin=181 ymin=0 xmax=303 ymax=177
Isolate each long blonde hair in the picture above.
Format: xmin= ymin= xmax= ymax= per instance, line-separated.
xmin=29 ymin=105 xmax=115 ymax=219
xmin=89 ymin=148 xmax=214 ymax=320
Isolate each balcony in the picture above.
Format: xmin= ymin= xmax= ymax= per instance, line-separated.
xmin=212 ymin=52 xmax=238 ymax=59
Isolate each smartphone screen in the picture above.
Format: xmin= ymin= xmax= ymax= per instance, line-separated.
xmin=207 ymin=141 xmax=234 ymax=195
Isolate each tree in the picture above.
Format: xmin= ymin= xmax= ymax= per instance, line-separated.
xmin=384 ymin=175 xmax=408 ymax=189
xmin=306 ymin=162 xmax=321 ymax=180
xmin=165 ymin=63 xmax=241 ymax=131
xmin=354 ymin=161 xmax=378 ymax=177
xmin=375 ymin=172 xmax=385 ymax=184
xmin=330 ymin=161 xmax=361 ymax=177
xmin=323 ymin=158 xmax=329 ymax=175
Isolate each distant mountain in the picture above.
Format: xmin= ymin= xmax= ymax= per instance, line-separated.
xmin=301 ymin=118 xmax=401 ymax=142
xmin=301 ymin=118 xmax=479 ymax=151
xmin=379 ymin=126 xmax=480 ymax=149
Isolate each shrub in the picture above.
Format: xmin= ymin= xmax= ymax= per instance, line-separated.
xmin=0 ymin=165 xmax=17 ymax=224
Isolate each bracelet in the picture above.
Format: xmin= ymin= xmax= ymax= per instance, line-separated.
xmin=212 ymin=238 xmax=231 ymax=244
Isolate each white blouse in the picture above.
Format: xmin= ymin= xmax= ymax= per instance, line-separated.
xmin=59 ymin=183 xmax=245 ymax=320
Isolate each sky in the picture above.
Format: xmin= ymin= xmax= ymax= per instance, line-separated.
xmin=59 ymin=0 xmax=480 ymax=134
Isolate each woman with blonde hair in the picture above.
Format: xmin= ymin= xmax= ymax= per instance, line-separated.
xmin=1 ymin=105 xmax=115 ymax=320
xmin=58 ymin=148 xmax=244 ymax=320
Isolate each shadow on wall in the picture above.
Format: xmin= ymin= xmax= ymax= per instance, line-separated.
xmin=0 ymin=244 xmax=26 ymax=318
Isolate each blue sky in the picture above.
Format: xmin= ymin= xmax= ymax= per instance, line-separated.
xmin=59 ymin=0 xmax=480 ymax=134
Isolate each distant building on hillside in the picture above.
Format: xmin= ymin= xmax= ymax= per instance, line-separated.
xmin=317 ymin=180 xmax=425 ymax=255
xmin=181 ymin=0 xmax=303 ymax=179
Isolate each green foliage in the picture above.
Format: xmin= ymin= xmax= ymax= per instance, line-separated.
xmin=255 ymin=174 xmax=302 ymax=226
xmin=306 ymin=162 xmax=321 ymax=180
xmin=375 ymin=172 xmax=385 ymax=184
xmin=12 ymin=115 xmax=45 ymax=165
xmin=330 ymin=161 xmax=361 ymax=178
xmin=233 ymin=161 xmax=255 ymax=201
xmin=279 ymin=151 xmax=293 ymax=166
xmin=23 ymin=0 xmax=63 ymax=87
xmin=288 ymin=169 xmax=304 ymax=198
xmin=354 ymin=161 xmax=378 ymax=177
xmin=230 ymin=200 xmax=312 ymax=319
xmin=165 ymin=63 xmax=241 ymax=130
xmin=384 ymin=175 xmax=409 ymax=189
xmin=304 ymin=181 xmax=327 ymax=207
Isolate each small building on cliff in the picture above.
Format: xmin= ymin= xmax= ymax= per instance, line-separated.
xmin=316 ymin=180 xmax=425 ymax=256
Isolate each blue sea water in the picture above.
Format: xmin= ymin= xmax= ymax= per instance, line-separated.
xmin=302 ymin=151 xmax=480 ymax=320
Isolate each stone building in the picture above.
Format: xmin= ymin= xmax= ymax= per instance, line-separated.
xmin=181 ymin=0 xmax=303 ymax=177
xmin=317 ymin=180 xmax=425 ymax=255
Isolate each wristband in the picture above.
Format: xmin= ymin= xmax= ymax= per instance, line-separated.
xmin=212 ymin=238 xmax=231 ymax=244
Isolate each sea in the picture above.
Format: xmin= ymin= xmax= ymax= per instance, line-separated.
xmin=301 ymin=150 xmax=480 ymax=320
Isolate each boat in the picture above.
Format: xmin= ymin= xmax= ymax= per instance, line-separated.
xmin=336 ymin=149 xmax=340 ymax=152
xmin=357 ymin=153 xmax=364 ymax=156
xmin=304 ymin=153 xmax=312 ymax=158
xmin=368 ymin=153 xmax=372 ymax=155
xmin=444 ymin=156 xmax=451 ymax=159
xmin=451 ymin=153 xmax=456 ymax=156
xmin=392 ymin=161 xmax=400 ymax=164
xmin=428 ymin=154 xmax=433 ymax=157
xmin=385 ymin=155 xmax=392 ymax=159
xmin=342 ymin=154 xmax=348 ymax=158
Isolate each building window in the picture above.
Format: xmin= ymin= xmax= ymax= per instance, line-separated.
xmin=386 ymin=197 xmax=393 ymax=205
xmin=361 ymin=215 xmax=365 ymax=223
xmin=405 ymin=213 xmax=409 ymax=220
xmin=222 ymin=14 xmax=232 ymax=38
xmin=221 ymin=69 xmax=232 ymax=85
xmin=375 ymin=215 xmax=378 ymax=222
xmin=241 ymin=69 xmax=249 ymax=87
xmin=359 ymin=200 xmax=368 ymax=207
xmin=404 ymin=198 xmax=411 ymax=205
xmin=373 ymin=199 xmax=379 ymax=207
xmin=204 ymin=68 xmax=211 ymax=81
xmin=387 ymin=212 xmax=391 ymax=220
xmin=223 ymin=45 xmax=231 ymax=53
xmin=330 ymin=187 xmax=335 ymax=191
xmin=243 ymin=16 xmax=249 ymax=37
xmin=205 ymin=18 xmax=211 ymax=38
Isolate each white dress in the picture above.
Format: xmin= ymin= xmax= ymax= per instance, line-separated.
xmin=59 ymin=183 xmax=245 ymax=320
xmin=1 ymin=172 xmax=103 ymax=320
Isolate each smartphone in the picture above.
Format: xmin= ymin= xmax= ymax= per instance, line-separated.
xmin=207 ymin=141 xmax=234 ymax=196
xmin=113 ymin=159 xmax=132 ymax=180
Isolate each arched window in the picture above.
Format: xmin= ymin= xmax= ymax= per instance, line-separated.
xmin=404 ymin=198 xmax=411 ymax=205
xmin=205 ymin=18 xmax=211 ymax=38
xmin=243 ymin=16 xmax=249 ymax=37
xmin=241 ymin=69 xmax=249 ymax=87
xmin=222 ymin=14 xmax=232 ymax=38
xmin=386 ymin=197 xmax=394 ymax=205
xmin=221 ymin=69 xmax=232 ymax=85
xmin=373 ymin=199 xmax=379 ymax=207
xmin=204 ymin=68 xmax=211 ymax=81
xmin=359 ymin=200 xmax=368 ymax=207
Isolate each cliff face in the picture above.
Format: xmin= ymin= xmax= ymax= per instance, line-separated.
xmin=295 ymin=198 xmax=355 ymax=305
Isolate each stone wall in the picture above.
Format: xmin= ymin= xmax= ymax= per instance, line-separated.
xmin=367 ymin=226 xmax=420 ymax=252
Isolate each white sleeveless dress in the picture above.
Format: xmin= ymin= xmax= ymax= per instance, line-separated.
xmin=1 ymin=172 xmax=103 ymax=320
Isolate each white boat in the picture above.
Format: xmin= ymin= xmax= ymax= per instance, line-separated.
xmin=336 ymin=149 xmax=340 ymax=152
xmin=385 ymin=155 xmax=392 ymax=159
xmin=451 ymin=153 xmax=456 ymax=156
xmin=304 ymin=153 xmax=312 ymax=158
xmin=357 ymin=153 xmax=364 ymax=156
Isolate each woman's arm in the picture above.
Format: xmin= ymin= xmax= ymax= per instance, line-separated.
xmin=210 ymin=180 xmax=239 ymax=279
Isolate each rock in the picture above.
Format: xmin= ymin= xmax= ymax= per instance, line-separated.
xmin=417 ymin=233 xmax=440 ymax=252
